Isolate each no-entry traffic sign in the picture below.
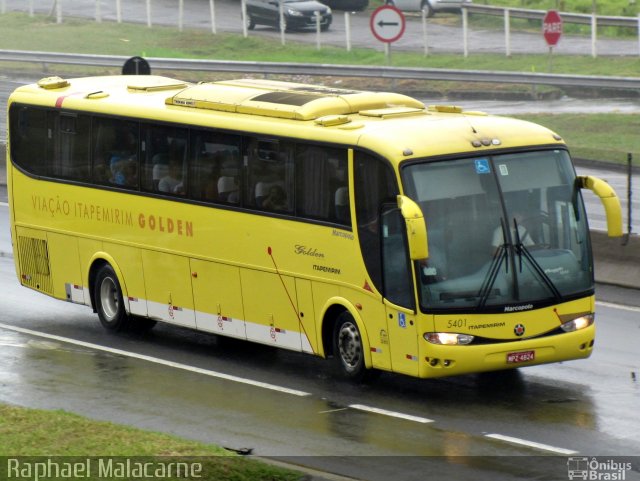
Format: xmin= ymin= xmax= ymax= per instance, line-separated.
xmin=370 ymin=5 xmax=405 ymax=44
xmin=543 ymin=10 xmax=563 ymax=47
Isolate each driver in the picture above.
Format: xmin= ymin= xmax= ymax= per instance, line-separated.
xmin=491 ymin=211 xmax=535 ymax=250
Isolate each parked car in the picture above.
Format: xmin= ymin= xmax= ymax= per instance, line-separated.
xmin=319 ymin=0 xmax=368 ymax=12
xmin=245 ymin=0 xmax=332 ymax=31
xmin=385 ymin=0 xmax=472 ymax=17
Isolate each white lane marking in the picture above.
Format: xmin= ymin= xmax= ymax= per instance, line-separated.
xmin=349 ymin=404 xmax=434 ymax=424
xmin=318 ymin=407 xmax=349 ymax=414
xmin=485 ymin=433 xmax=578 ymax=455
xmin=596 ymin=301 xmax=640 ymax=313
xmin=0 ymin=322 xmax=311 ymax=397
xmin=0 ymin=202 xmax=8 ymax=207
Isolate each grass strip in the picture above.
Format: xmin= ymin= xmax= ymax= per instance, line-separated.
xmin=0 ymin=404 xmax=302 ymax=481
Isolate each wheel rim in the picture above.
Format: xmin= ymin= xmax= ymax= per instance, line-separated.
xmin=337 ymin=321 xmax=362 ymax=372
xmin=99 ymin=277 xmax=119 ymax=322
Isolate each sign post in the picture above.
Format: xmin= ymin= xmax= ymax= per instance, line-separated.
xmin=370 ymin=5 xmax=405 ymax=63
xmin=542 ymin=10 xmax=562 ymax=71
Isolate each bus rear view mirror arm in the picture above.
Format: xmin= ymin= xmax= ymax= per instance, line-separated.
xmin=396 ymin=195 xmax=429 ymax=260
xmin=577 ymin=175 xmax=623 ymax=237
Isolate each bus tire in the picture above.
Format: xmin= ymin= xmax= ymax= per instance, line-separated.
xmin=333 ymin=311 xmax=369 ymax=381
xmin=94 ymin=264 xmax=130 ymax=332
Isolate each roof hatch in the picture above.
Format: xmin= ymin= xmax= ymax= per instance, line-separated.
xmin=165 ymin=78 xmax=425 ymax=121
xmin=37 ymin=76 xmax=70 ymax=90
xmin=128 ymin=77 xmax=188 ymax=92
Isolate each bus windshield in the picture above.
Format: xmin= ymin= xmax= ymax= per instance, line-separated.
xmin=402 ymin=149 xmax=592 ymax=312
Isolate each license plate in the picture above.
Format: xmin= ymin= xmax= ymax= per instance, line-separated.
xmin=507 ymin=350 xmax=535 ymax=364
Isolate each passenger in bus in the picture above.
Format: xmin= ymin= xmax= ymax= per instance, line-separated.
xmin=158 ymin=157 xmax=183 ymax=194
xmin=109 ymin=157 xmax=131 ymax=185
xmin=261 ymin=185 xmax=287 ymax=211
xmin=151 ymin=153 xmax=169 ymax=189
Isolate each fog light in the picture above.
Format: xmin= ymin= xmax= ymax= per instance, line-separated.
xmin=424 ymin=332 xmax=474 ymax=345
xmin=560 ymin=314 xmax=594 ymax=333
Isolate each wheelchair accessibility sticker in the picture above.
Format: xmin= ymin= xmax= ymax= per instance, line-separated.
xmin=475 ymin=158 xmax=491 ymax=174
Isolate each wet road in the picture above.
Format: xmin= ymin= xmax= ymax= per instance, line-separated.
xmin=0 ymin=205 xmax=639 ymax=480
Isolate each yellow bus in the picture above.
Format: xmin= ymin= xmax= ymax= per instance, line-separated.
xmin=7 ymin=74 xmax=622 ymax=380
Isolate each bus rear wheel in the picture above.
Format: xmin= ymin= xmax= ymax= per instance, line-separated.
xmin=333 ymin=312 xmax=369 ymax=381
xmin=94 ymin=264 xmax=130 ymax=332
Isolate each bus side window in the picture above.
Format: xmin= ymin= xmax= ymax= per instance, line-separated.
xmin=92 ymin=117 xmax=139 ymax=189
xmin=55 ymin=113 xmax=91 ymax=182
xmin=247 ymin=138 xmax=293 ymax=214
xmin=140 ymin=124 xmax=188 ymax=195
xmin=188 ymin=130 xmax=242 ymax=204
xmin=9 ymin=105 xmax=50 ymax=176
xmin=382 ymin=206 xmax=415 ymax=309
xmin=354 ymin=151 xmax=399 ymax=292
xmin=295 ymin=145 xmax=349 ymax=225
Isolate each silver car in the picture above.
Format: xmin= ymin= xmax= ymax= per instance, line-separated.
xmin=386 ymin=0 xmax=472 ymax=17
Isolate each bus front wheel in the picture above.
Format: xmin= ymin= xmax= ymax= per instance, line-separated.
xmin=333 ymin=312 xmax=369 ymax=381
xmin=94 ymin=264 xmax=130 ymax=332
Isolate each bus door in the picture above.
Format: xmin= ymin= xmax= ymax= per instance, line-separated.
xmin=381 ymin=206 xmax=420 ymax=377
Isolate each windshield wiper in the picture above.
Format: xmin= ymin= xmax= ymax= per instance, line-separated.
xmin=513 ymin=217 xmax=562 ymax=301
xmin=477 ymin=218 xmax=508 ymax=309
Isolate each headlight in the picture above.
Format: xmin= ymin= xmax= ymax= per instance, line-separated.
xmin=560 ymin=314 xmax=594 ymax=332
xmin=325 ymin=7 xmax=332 ymax=14
xmin=286 ymin=8 xmax=304 ymax=16
xmin=424 ymin=332 xmax=474 ymax=345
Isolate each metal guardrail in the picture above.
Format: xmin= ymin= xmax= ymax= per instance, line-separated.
xmin=2 ymin=49 xmax=640 ymax=90
xmin=465 ymin=4 xmax=639 ymax=28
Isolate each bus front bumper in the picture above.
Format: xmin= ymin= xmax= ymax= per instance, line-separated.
xmin=418 ymin=324 xmax=595 ymax=378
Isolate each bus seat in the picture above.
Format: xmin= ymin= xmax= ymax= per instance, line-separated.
xmin=152 ymin=153 xmax=169 ymax=189
xmin=254 ymin=181 xmax=269 ymax=207
xmin=334 ymin=186 xmax=350 ymax=224
xmin=218 ymin=176 xmax=238 ymax=203
xmin=255 ymin=181 xmax=284 ymax=208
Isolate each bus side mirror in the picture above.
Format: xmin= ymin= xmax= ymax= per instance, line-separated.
xmin=396 ymin=195 xmax=429 ymax=260
xmin=577 ymin=175 xmax=623 ymax=237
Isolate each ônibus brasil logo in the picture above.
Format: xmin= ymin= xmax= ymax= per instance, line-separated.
xmin=567 ymin=457 xmax=633 ymax=480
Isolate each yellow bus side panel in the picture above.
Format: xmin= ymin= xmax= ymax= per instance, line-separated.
xmin=346 ymin=289 xmax=390 ymax=371
xmin=46 ymin=232 xmax=83 ymax=303
xmin=77 ymin=238 xmax=103 ymax=307
xmin=190 ymin=259 xmax=246 ymax=339
xmin=311 ymin=281 xmax=391 ymax=371
xmin=385 ymin=302 xmax=420 ymax=377
xmin=103 ymin=242 xmax=147 ymax=317
xmin=141 ymin=250 xmax=196 ymax=328
xmin=241 ymin=269 xmax=308 ymax=352
xmin=294 ymin=278 xmax=318 ymax=354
